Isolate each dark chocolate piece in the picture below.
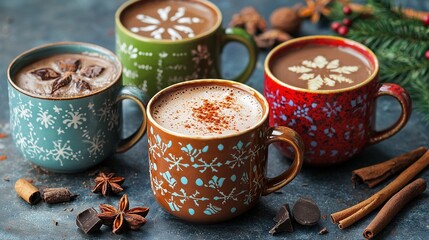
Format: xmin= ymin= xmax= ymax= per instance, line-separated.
xmin=76 ymin=208 xmax=102 ymax=234
xmin=81 ymin=65 xmax=104 ymax=78
xmin=292 ymin=197 xmax=321 ymax=226
xmin=51 ymin=73 xmax=72 ymax=94
xmin=31 ymin=68 xmax=60 ymax=80
xmin=57 ymin=59 xmax=81 ymax=72
xmin=76 ymin=79 xmax=91 ymax=92
xmin=269 ymin=204 xmax=294 ymax=235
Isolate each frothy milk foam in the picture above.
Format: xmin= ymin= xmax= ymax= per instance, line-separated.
xmin=151 ymin=84 xmax=264 ymax=137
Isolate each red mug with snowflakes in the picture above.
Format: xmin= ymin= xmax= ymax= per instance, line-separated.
xmin=264 ymin=36 xmax=412 ymax=166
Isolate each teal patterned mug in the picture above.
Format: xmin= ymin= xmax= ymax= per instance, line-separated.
xmin=7 ymin=42 xmax=147 ymax=173
xmin=115 ymin=0 xmax=258 ymax=101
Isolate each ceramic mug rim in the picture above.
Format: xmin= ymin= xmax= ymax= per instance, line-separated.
xmin=146 ymin=79 xmax=269 ymax=140
xmin=115 ymin=0 xmax=223 ymax=44
xmin=7 ymin=41 xmax=122 ymax=100
xmin=264 ymin=35 xmax=380 ymax=94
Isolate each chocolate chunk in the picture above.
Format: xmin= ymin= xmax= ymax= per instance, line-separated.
xmin=31 ymin=68 xmax=60 ymax=80
xmin=76 ymin=208 xmax=102 ymax=234
xmin=81 ymin=65 xmax=104 ymax=78
xmin=269 ymin=204 xmax=294 ymax=235
xmin=292 ymin=197 xmax=321 ymax=226
xmin=76 ymin=79 xmax=91 ymax=92
xmin=51 ymin=73 xmax=72 ymax=94
xmin=57 ymin=59 xmax=81 ymax=72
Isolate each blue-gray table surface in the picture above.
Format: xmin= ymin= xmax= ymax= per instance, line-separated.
xmin=0 ymin=0 xmax=428 ymax=239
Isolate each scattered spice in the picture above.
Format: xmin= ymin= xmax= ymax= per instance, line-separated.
xmin=64 ymin=207 xmax=74 ymax=212
xmin=190 ymin=91 xmax=240 ymax=135
xmin=15 ymin=178 xmax=41 ymax=205
xmin=363 ymin=178 xmax=426 ymax=239
xmin=229 ymin=7 xmax=267 ymax=35
xmin=331 ymin=149 xmax=429 ymax=229
xmin=98 ymin=194 xmax=149 ymax=234
xmin=318 ymin=227 xmax=329 ymax=235
xmin=52 ymin=220 xmax=59 ymax=226
xmin=92 ymin=172 xmax=125 ymax=196
xmin=43 ymin=187 xmax=74 ymax=204
xmin=0 ymin=155 xmax=6 ymax=161
xmin=298 ymin=0 xmax=331 ymax=23
xmin=3 ymin=176 xmax=10 ymax=182
xmin=254 ymin=29 xmax=291 ymax=49
xmin=0 ymin=133 xmax=7 ymax=138
xmin=352 ymin=147 xmax=427 ymax=188
xmin=270 ymin=7 xmax=302 ymax=34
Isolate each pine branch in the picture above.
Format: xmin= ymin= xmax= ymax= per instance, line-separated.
xmin=348 ymin=19 xmax=429 ymax=55
xmin=367 ymin=0 xmax=403 ymax=20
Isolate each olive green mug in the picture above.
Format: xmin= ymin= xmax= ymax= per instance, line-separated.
xmin=115 ymin=0 xmax=258 ymax=101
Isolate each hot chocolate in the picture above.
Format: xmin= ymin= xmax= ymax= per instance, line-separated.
xmin=14 ymin=53 xmax=117 ymax=98
xmin=120 ymin=0 xmax=218 ymax=40
xmin=270 ymin=45 xmax=373 ymax=91
xmin=151 ymin=84 xmax=264 ymax=136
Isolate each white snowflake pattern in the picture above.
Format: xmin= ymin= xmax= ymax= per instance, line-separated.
xmin=84 ymin=130 xmax=106 ymax=156
xmin=123 ymin=68 xmax=139 ymax=79
xmin=322 ymin=102 xmax=342 ymax=118
xmin=63 ymin=110 xmax=87 ymax=129
xmin=46 ymin=140 xmax=79 ymax=166
xmin=119 ymin=42 xmax=138 ymax=59
xmin=192 ymin=45 xmax=212 ymax=65
xmin=36 ymin=108 xmax=55 ymax=128
xmin=288 ymin=55 xmax=359 ymax=90
xmin=130 ymin=6 xmax=202 ymax=40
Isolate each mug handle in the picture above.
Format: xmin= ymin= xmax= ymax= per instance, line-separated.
xmin=263 ymin=126 xmax=304 ymax=195
xmin=116 ymin=86 xmax=147 ymax=153
xmin=220 ymin=27 xmax=258 ymax=83
xmin=369 ymin=83 xmax=412 ymax=145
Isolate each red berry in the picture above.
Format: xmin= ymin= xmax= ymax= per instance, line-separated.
xmin=423 ymin=14 xmax=429 ymax=26
xmin=331 ymin=22 xmax=341 ymax=31
xmin=338 ymin=26 xmax=349 ymax=36
xmin=343 ymin=6 xmax=352 ymax=15
xmin=343 ymin=18 xmax=352 ymax=26
xmin=425 ymin=50 xmax=429 ymax=59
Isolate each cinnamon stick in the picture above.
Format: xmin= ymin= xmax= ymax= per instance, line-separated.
xmin=363 ymin=178 xmax=426 ymax=239
xmin=43 ymin=188 xmax=74 ymax=204
xmin=352 ymin=147 xmax=427 ymax=188
xmin=331 ymin=149 xmax=429 ymax=229
xmin=15 ymin=178 xmax=41 ymax=205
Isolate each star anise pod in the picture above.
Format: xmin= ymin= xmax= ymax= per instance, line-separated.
xmin=298 ymin=0 xmax=332 ymax=24
xmin=92 ymin=172 xmax=125 ymax=196
xmin=98 ymin=194 xmax=149 ymax=234
xmin=229 ymin=6 xmax=267 ymax=35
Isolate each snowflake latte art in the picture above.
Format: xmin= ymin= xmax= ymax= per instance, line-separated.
xmin=270 ymin=45 xmax=372 ymax=91
xmin=121 ymin=0 xmax=218 ymax=40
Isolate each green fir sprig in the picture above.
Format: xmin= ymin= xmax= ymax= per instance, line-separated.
xmin=328 ymin=0 xmax=429 ymax=124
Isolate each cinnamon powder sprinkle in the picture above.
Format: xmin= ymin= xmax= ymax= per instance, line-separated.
xmin=191 ymin=92 xmax=240 ymax=134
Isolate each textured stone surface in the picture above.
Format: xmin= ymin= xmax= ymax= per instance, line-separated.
xmin=0 ymin=0 xmax=428 ymax=239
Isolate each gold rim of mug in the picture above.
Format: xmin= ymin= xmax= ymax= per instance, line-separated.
xmin=146 ymin=79 xmax=270 ymax=140
xmin=7 ymin=41 xmax=123 ymax=100
xmin=264 ymin=35 xmax=380 ymax=94
xmin=115 ymin=0 xmax=223 ymax=44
